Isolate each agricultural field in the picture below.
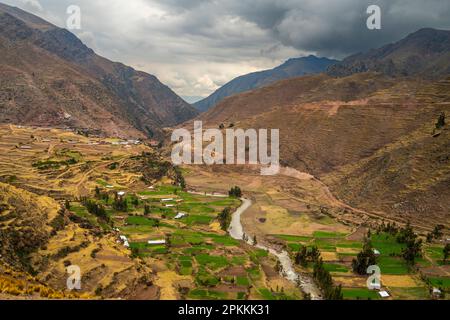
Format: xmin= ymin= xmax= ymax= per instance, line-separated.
xmin=73 ymin=183 xmax=303 ymax=300
xmin=0 ymin=125 xmax=305 ymax=300
xmin=181 ymin=165 xmax=449 ymax=300
xmin=272 ymin=230 xmax=449 ymax=300
xmin=0 ymin=125 xmax=448 ymax=300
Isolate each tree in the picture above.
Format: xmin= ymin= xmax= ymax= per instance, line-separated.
xmin=443 ymin=244 xmax=450 ymax=263
xmin=295 ymin=246 xmax=308 ymax=267
xmin=352 ymin=237 xmax=377 ymax=275
xmin=113 ymin=194 xmax=128 ymax=212
xmin=253 ymin=235 xmax=257 ymax=245
xmin=396 ymin=222 xmax=416 ymax=244
xmin=436 ymin=112 xmax=446 ymax=129
xmin=218 ymin=207 xmax=232 ymax=231
xmin=312 ymin=258 xmax=342 ymax=300
xmin=173 ymin=167 xmax=186 ymax=190
xmin=64 ymin=199 xmax=71 ymax=210
xmin=308 ymin=246 xmax=320 ymax=262
xmin=95 ymin=186 xmax=100 ymax=197
xmin=432 ymin=225 xmax=445 ymax=240
xmin=402 ymin=238 xmax=422 ymax=265
xmin=228 ymin=186 xmax=242 ymax=198
xmin=275 ymin=260 xmax=282 ymax=273
xmin=144 ymin=205 xmax=151 ymax=216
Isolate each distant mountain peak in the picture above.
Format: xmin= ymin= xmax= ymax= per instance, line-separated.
xmin=0 ymin=3 xmax=198 ymax=138
xmin=194 ymin=55 xmax=338 ymax=112
xmin=0 ymin=2 xmax=55 ymax=31
xmin=327 ymin=27 xmax=450 ymax=78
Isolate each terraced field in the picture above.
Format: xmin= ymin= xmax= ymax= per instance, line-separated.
xmin=272 ymin=230 xmax=448 ymax=300
xmin=0 ymin=125 xmax=305 ymax=300
xmin=183 ymin=165 xmax=449 ymax=300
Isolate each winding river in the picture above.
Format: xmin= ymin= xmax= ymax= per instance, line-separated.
xmin=228 ymin=198 xmax=322 ymax=300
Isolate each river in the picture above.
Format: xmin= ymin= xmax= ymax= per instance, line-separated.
xmin=228 ymin=198 xmax=322 ymax=300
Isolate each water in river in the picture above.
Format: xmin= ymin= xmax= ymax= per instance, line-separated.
xmin=228 ymin=198 xmax=322 ymax=299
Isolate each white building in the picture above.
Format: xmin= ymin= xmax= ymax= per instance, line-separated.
xmin=148 ymin=240 xmax=166 ymax=245
xmin=174 ymin=212 xmax=187 ymax=219
xmin=378 ymin=291 xmax=390 ymax=298
xmin=432 ymin=288 xmax=442 ymax=297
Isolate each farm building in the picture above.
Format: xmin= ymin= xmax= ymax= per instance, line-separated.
xmin=432 ymin=288 xmax=442 ymax=298
xmin=119 ymin=235 xmax=130 ymax=248
xmin=148 ymin=240 xmax=166 ymax=245
xmin=174 ymin=212 xmax=187 ymax=219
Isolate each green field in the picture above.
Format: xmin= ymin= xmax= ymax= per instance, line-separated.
xmin=342 ymin=288 xmax=380 ymax=300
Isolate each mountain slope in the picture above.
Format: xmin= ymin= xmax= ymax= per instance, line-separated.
xmin=0 ymin=182 xmax=155 ymax=299
xmin=0 ymin=3 xmax=198 ymax=138
xmin=190 ymin=28 xmax=450 ymax=228
xmin=327 ymin=28 xmax=450 ymax=78
xmin=194 ymin=55 xmax=338 ymax=112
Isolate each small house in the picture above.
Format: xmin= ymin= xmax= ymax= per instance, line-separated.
xmin=117 ymin=191 xmax=126 ymax=196
xmin=378 ymin=291 xmax=390 ymax=298
xmin=432 ymin=288 xmax=442 ymax=298
xmin=148 ymin=240 xmax=166 ymax=245
xmin=373 ymin=249 xmax=381 ymax=255
xmin=174 ymin=212 xmax=187 ymax=219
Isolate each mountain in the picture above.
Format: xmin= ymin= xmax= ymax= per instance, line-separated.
xmin=327 ymin=28 xmax=450 ymax=78
xmin=193 ymin=55 xmax=338 ymax=112
xmin=189 ymin=28 xmax=450 ymax=229
xmin=0 ymin=3 xmax=198 ymax=139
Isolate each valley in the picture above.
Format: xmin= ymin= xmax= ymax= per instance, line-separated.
xmin=0 ymin=125 xmax=306 ymax=300
xmin=0 ymin=2 xmax=449 ymax=303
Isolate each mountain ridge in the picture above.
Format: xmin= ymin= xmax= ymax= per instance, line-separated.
xmin=327 ymin=28 xmax=450 ymax=78
xmin=194 ymin=55 xmax=338 ymax=112
xmin=0 ymin=4 xmax=198 ymax=139
xmin=190 ymin=27 xmax=450 ymax=228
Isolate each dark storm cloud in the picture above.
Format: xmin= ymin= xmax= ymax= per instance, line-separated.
xmin=151 ymin=0 xmax=450 ymax=57
xmin=3 ymin=0 xmax=450 ymax=97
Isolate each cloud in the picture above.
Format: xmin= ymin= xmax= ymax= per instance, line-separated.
xmin=19 ymin=0 xmax=43 ymax=12
xmin=2 ymin=0 xmax=450 ymax=97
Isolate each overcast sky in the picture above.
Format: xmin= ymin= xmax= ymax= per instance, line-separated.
xmin=3 ymin=0 xmax=450 ymax=101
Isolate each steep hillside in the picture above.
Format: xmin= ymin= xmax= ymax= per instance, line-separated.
xmin=199 ymin=73 xmax=437 ymax=175
xmin=0 ymin=3 xmax=198 ymax=139
xmin=190 ymin=28 xmax=450 ymax=228
xmin=0 ymin=182 xmax=155 ymax=299
xmin=194 ymin=55 xmax=338 ymax=112
xmin=328 ymin=28 xmax=450 ymax=78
